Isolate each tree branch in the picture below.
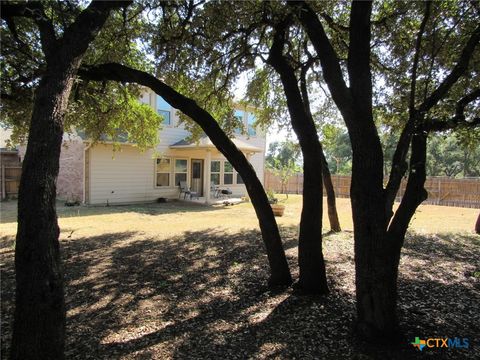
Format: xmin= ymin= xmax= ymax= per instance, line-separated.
xmin=422 ymin=88 xmax=480 ymax=132
xmin=387 ymin=131 xmax=428 ymax=247
xmin=418 ymin=23 xmax=480 ymax=113
xmin=288 ymin=0 xmax=352 ymax=117
xmin=409 ymin=1 xmax=431 ymax=113
xmin=60 ymin=1 xmax=132 ymax=61
xmin=347 ymin=1 xmax=373 ymax=121
xmin=319 ymin=12 xmax=349 ymax=32
xmin=384 ymin=1 xmax=431 ymax=212
xmin=1 ymin=2 xmax=58 ymax=60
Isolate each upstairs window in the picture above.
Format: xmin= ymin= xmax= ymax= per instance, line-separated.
xmin=247 ymin=112 xmax=257 ymax=136
xmin=234 ymin=109 xmax=244 ymax=134
xmin=156 ymin=95 xmax=171 ymax=125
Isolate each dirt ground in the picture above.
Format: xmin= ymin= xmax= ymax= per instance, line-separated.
xmin=1 ymin=197 xmax=479 ymax=359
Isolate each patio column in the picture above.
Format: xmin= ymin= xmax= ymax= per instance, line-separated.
xmin=245 ymin=152 xmax=251 ymax=202
xmin=204 ymin=149 xmax=211 ymax=204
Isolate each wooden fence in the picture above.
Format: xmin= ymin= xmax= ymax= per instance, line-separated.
xmin=1 ymin=150 xmax=22 ymax=200
xmin=1 ymin=165 xmax=21 ymax=200
xmin=264 ymin=171 xmax=480 ymax=209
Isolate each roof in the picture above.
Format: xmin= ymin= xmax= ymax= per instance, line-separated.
xmin=76 ymin=130 xmax=129 ymax=143
xmin=0 ymin=148 xmax=18 ymax=154
xmin=170 ymin=135 xmax=263 ymax=153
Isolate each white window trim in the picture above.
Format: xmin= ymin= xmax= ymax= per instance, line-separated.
xmin=174 ymin=158 xmax=189 ymax=187
xmin=158 ymin=109 xmax=172 ymax=127
xmin=235 ymin=171 xmax=244 ymax=185
xmin=246 ymin=112 xmax=257 ymax=138
xmin=210 ymin=159 xmax=221 ymax=186
xmin=155 ymin=157 xmax=172 ymax=188
xmin=155 ymin=95 xmax=174 ymax=128
xmin=223 ymin=160 xmax=235 ymax=186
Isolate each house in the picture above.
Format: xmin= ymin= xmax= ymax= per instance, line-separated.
xmin=19 ymin=91 xmax=266 ymax=205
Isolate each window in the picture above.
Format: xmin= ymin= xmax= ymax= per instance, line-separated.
xmin=247 ymin=112 xmax=257 ymax=136
xmin=236 ymin=173 xmax=244 ymax=184
xmin=156 ymin=158 xmax=171 ymax=187
xmin=234 ymin=109 xmax=244 ymax=134
xmin=157 ymin=95 xmax=171 ymax=125
xmin=210 ymin=160 xmax=220 ymax=185
xmin=174 ymin=159 xmax=188 ymax=186
xmin=224 ymin=161 xmax=234 ymax=185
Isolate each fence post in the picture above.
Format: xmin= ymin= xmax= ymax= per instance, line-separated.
xmin=437 ymin=178 xmax=441 ymax=205
xmin=1 ymin=164 xmax=5 ymax=200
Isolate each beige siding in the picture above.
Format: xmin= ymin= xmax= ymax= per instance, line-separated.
xmin=235 ymin=134 xmax=266 ymax=186
xmin=88 ymin=144 xmax=264 ymax=204
xmin=89 ymin=145 xmax=178 ymax=204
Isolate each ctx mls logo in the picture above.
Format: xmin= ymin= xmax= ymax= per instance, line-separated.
xmin=411 ymin=337 xmax=426 ymax=351
xmin=411 ymin=337 xmax=469 ymax=351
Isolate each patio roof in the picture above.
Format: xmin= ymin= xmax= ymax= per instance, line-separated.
xmin=170 ymin=135 xmax=263 ymax=153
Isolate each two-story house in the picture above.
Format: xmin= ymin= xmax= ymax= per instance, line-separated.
xmin=26 ymin=91 xmax=267 ymax=205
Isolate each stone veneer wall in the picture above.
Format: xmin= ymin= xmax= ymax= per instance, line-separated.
xmin=19 ymin=133 xmax=85 ymax=201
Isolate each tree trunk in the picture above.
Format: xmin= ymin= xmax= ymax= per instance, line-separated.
xmin=354 ymin=228 xmax=400 ymax=341
xmin=296 ymin=150 xmax=329 ymax=294
xmin=355 ymin=132 xmax=428 ymax=341
xmin=9 ymin=3 xmax=125 ymax=357
xmin=475 ymin=212 xmax=480 ymax=234
xmin=350 ymin=178 xmax=400 ymax=341
xmin=11 ymin=66 xmax=76 ymax=360
xmin=349 ymin=138 xmax=400 ymax=341
xmin=321 ymin=152 xmax=341 ymax=232
xmin=264 ymin=21 xmax=329 ymax=294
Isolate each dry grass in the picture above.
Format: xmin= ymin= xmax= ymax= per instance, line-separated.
xmin=0 ymin=197 xmax=479 ymax=359
xmin=1 ymin=195 xmax=477 ymax=234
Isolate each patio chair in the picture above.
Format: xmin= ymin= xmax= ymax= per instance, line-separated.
xmin=211 ymin=182 xmax=220 ymax=198
xmin=219 ymin=188 xmax=232 ymax=199
xmin=179 ymin=181 xmax=199 ymax=200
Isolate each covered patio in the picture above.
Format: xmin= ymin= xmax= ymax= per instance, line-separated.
xmin=169 ymin=135 xmax=263 ymax=204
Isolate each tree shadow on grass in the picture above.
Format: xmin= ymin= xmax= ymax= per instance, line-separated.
xmin=0 ymin=199 xmax=229 ymax=224
xmin=1 ymin=230 xmax=478 ymax=359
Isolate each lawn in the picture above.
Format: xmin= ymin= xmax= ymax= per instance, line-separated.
xmin=1 ymin=196 xmax=479 ymax=359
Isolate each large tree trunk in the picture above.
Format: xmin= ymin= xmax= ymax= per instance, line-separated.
xmin=349 ymin=143 xmax=394 ymax=339
xmin=8 ymin=3 xmax=126 ymax=358
xmin=353 ymin=225 xmax=400 ymax=341
xmin=354 ymin=132 xmax=428 ymax=341
xmin=266 ymin=21 xmax=329 ymax=294
xmin=79 ymin=63 xmax=293 ymax=287
xmin=351 ymin=187 xmax=402 ymax=341
xmin=296 ymin=149 xmax=329 ymax=294
xmin=11 ymin=66 xmax=76 ymax=360
xmin=321 ymin=151 xmax=341 ymax=232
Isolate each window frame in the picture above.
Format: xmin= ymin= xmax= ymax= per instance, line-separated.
xmin=236 ymin=172 xmax=244 ymax=185
xmin=234 ymin=109 xmax=244 ymax=135
xmin=223 ymin=160 xmax=234 ymax=185
xmin=174 ymin=158 xmax=189 ymax=187
xmin=155 ymin=157 xmax=172 ymax=188
xmin=156 ymin=95 xmax=173 ymax=127
xmin=210 ymin=159 xmax=221 ymax=185
xmin=246 ymin=112 xmax=257 ymax=137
